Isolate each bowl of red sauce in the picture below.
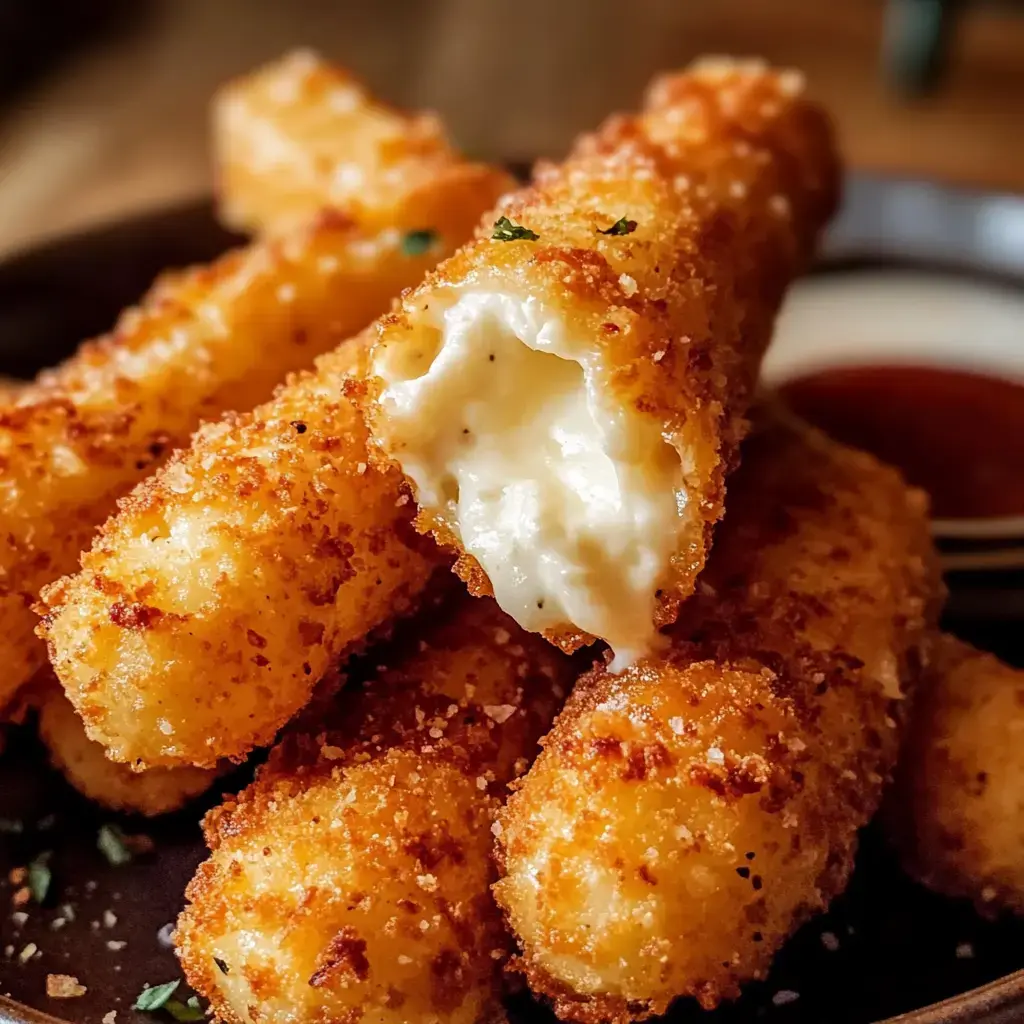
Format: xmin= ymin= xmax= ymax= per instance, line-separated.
xmin=766 ymin=176 xmax=1024 ymax=630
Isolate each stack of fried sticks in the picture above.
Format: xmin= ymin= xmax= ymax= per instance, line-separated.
xmin=3 ymin=49 xmax=1021 ymax=1024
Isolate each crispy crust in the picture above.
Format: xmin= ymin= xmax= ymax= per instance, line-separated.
xmin=1 ymin=54 xmax=512 ymax=712
xmin=887 ymin=635 xmax=1024 ymax=916
xmin=2 ymin=67 xmax=511 ymax=714
xmin=34 ymin=76 xmax=512 ymax=757
xmin=366 ymin=59 xmax=839 ymax=651
xmin=33 ymin=675 xmax=220 ymax=816
xmin=38 ymin=337 xmax=443 ymax=768
xmin=214 ymin=49 xmax=494 ymax=237
xmin=493 ymin=407 xmax=941 ymax=1021
xmin=176 ymin=592 xmax=578 ymax=1024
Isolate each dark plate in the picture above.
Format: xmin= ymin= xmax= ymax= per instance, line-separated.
xmin=2 ymin=178 xmax=1024 ymax=1024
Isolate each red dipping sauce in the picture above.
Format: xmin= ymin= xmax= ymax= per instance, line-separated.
xmin=780 ymin=365 xmax=1024 ymax=520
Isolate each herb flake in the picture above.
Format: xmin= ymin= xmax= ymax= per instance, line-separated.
xmin=165 ymin=996 xmax=205 ymax=1022
xmin=401 ymin=229 xmax=438 ymax=257
xmin=599 ymin=216 xmax=637 ymax=236
xmin=28 ymin=852 xmax=52 ymax=903
xmin=134 ymin=981 xmax=180 ymax=1012
xmin=213 ymin=957 xmax=230 ymax=975
xmin=491 ymin=216 xmax=539 ymax=242
xmin=97 ymin=824 xmax=132 ymax=867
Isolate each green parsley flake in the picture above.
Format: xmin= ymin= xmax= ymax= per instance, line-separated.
xmin=599 ymin=217 xmax=637 ymax=236
xmin=491 ymin=216 xmax=539 ymax=242
xmin=401 ymin=229 xmax=438 ymax=256
xmin=134 ymin=981 xmax=180 ymax=1012
xmin=97 ymin=824 xmax=132 ymax=866
xmin=165 ymin=996 xmax=205 ymax=1022
xmin=28 ymin=852 xmax=52 ymax=904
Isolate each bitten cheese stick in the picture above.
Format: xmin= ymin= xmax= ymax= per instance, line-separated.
xmin=176 ymin=592 xmax=577 ymax=1024
xmin=494 ymin=410 xmax=940 ymax=1021
xmin=887 ymin=635 xmax=1024 ymax=916
xmin=215 ymin=49 xmax=464 ymax=236
xmin=40 ymin=338 xmax=438 ymax=768
xmin=34 ymin=677 xmax=220 ymax=816
xmin=367 ymin=60 xmax=839 ymax=664
xmin=1 ymin=67 xmax=512 ymax=712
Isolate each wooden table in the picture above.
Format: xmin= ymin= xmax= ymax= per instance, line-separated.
xmin=1 ymin=0 xmax=1022 ymax=258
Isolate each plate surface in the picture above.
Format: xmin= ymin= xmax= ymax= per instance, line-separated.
xmin=2 ymin=181 xmax=1024 ymax=1024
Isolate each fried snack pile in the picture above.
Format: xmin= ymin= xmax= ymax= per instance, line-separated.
xmin=494 ymin=410 xmax=940 ymax=1021
xmin=887 ymin=635 xmax=1024 ymax=916
xmin=1 ymin=58 xmax=511 ymax=714
xmin=367 ymin=59 xmax=839 ymax=665
xmin=176 ymin=592 xmax=577 ymax=1024
xmin=215 ymin=49 xmax=468 ymax=236
xmin=34 ymin=678 xmax=220 ymax=816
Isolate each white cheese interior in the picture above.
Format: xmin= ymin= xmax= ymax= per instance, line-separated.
xmin=375 ymin=291 xmax=682 ymax=666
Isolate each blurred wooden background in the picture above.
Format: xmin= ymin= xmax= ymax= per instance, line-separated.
xmin=0 ymin=0 xmax=1022 ymax=258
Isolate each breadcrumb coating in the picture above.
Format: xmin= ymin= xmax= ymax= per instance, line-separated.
xmin=2 ymin=68 xmax=511 ymax=714
xmin=494 ymin=407 xmax=941 ymax=1021
xmin=215 ymin=49 xmax=479 ymax=237
xmin=887 ymin=634 xmax=1024 ymax=916
xmin=39 ymin=338 xmax=442 ymax=768
xmin=34 ymin=676 xmax=220 ymax=816
xmin=367 ymin=59 xmax=839 ymax=658
xmin=176 ymin=592 xmax=578 ymax=1024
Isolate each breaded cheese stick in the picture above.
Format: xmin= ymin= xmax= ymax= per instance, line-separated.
xmin=40 ymin=337 xmax=440 ymax=768
xmin=887 ymin=635 xmax=1024 ymax=916
xmin=34 ymin=677 xmax=220 ymax=816
xmin=494 ymin=409 xmax=940 ymax=1021
xmin=176 ymin=592 xmax=577 ymax=1024
xmin=215 ymin=49 xmax=463 ymax=236
xmin=2 ymin=92 xmax=511 ymax=713
xmin=367 ymin=60 xmax=839 ymax=665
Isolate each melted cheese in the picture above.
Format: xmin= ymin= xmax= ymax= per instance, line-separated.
xmin=375 ymin=291 xmax=681 ymax=665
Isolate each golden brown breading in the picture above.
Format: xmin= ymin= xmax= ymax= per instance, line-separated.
xmin=3 ymin=89 xmax=511 ymax=715
xmin=366 ymin=60 xmax=839 ymax=663
xmin=887 ymin=634 xmax=1024 ymax=916
xmin=214 ymin=49 xmax=469 ymax=237
xmin=176 ymin=592 xmax=578 ymax=1024
xmin=34 ymin=676 xmax=220 ymax=816
xmin=493 ymin=408 xmax=941 ymax=1022
xmin=39 ymin=337 xmax=441 ymax=769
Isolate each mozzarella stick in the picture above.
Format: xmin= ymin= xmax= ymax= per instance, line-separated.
xmin=4 ymin=91 xmax=511 ymax=713
xmin=494 ymin=409 xmax=940 ymax=1021
xmin=215 ymin=49 xmax=462 ymax=237
xmin=39 ymin=337 xmax=441 ymax=768
xmin=34 ymin=676 xmax=220 ymax=816
xmin=887 ymin=634 xmax=1024 ymax=916
xmin=366 ymin=60 xmax=839 ymax=665
xmin=176 ymin=592 xmax=577 ymax=1024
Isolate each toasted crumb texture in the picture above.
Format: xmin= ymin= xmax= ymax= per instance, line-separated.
xmin=176 ymin=593 xmax=578 ymax=1024
xmin=887 ymin=635 xmax=1024 ymax=916
xmin=214 ymin=49 xmax=486 ymax=237
xmin=367 ymin=59 xmax=840 ymax=655
xmin=0 ymin=53 xmax=511 ymax=715
xmin=39 ymin=338 xmax=445 ymax=768
xmin=34 ymin=676 xmax=219 ymax=816
xmin=494 ymin=407 xmax=941 ymax=1021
